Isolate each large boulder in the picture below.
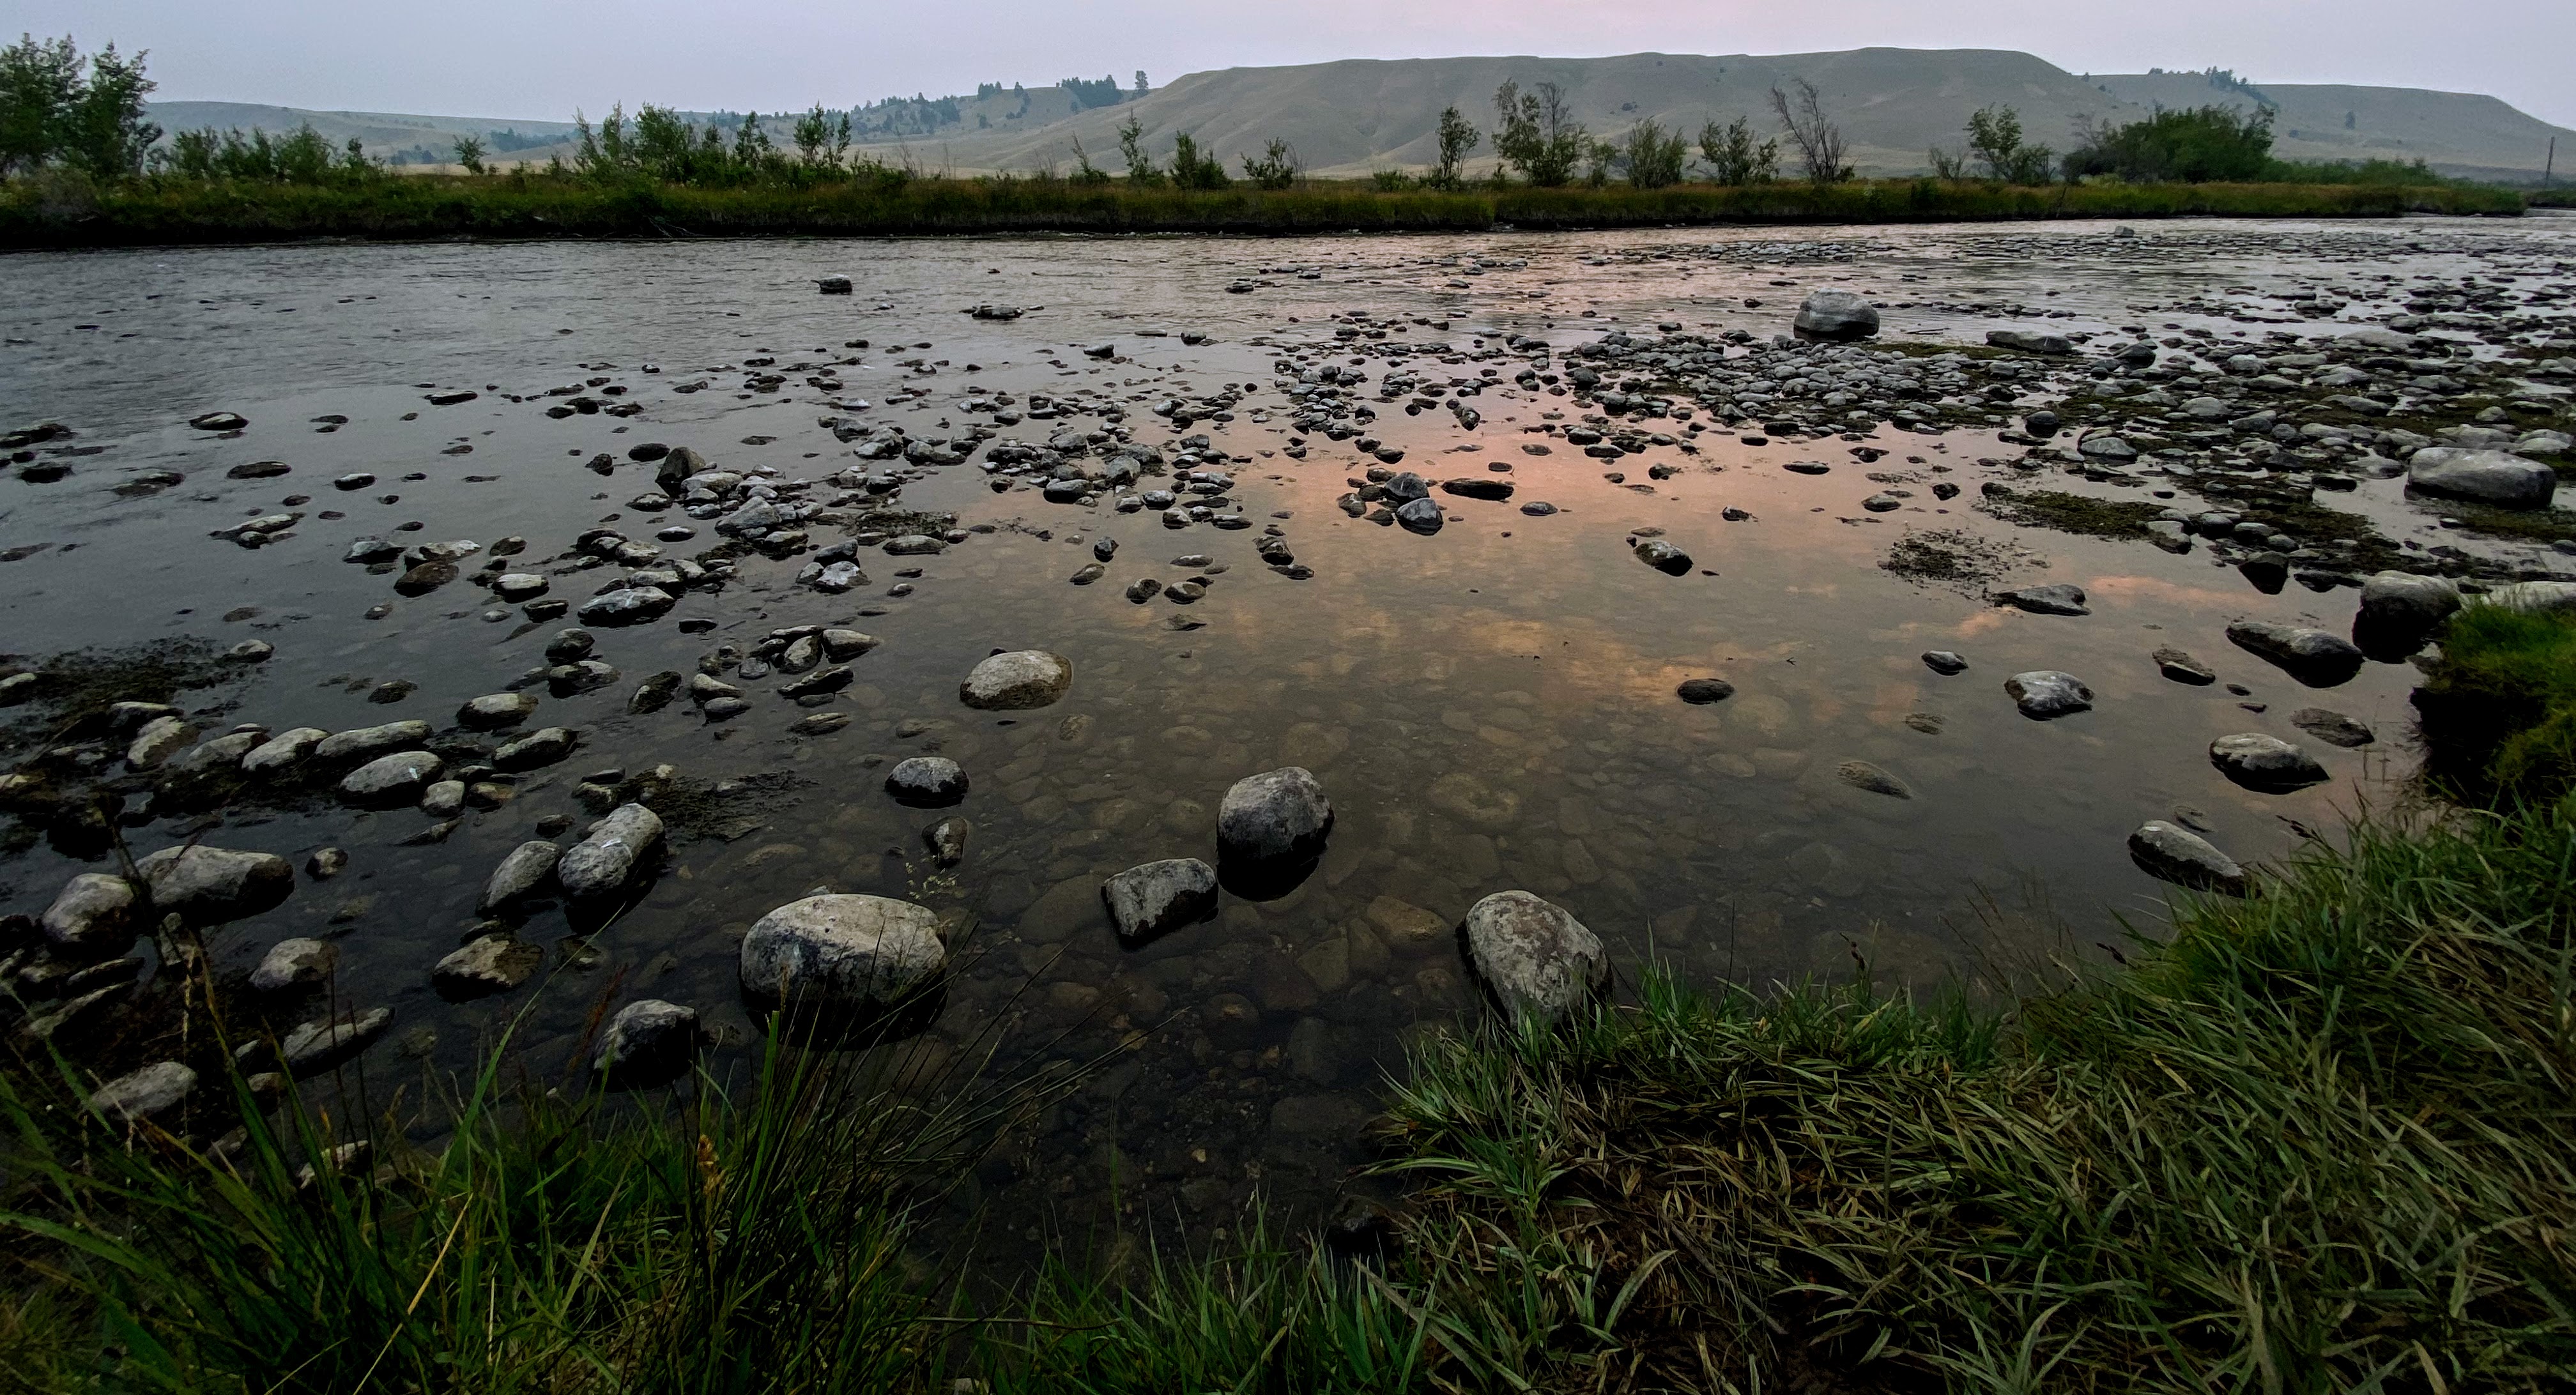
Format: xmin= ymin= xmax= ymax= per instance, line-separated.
xmin=2209 ymin=733 xmax=2329 ymax=792
xmin=1792 ymin=289 xmax=1880 ymax=342
xmin=135 ymin=846 xmax=294 ymax=926
xmin=739 ymin=894 xmax=947 ymax=1013
xmin=41 ymin=873 xmax=138 ymax=952
xmin=2407 ymin=447 xmax=2556 ymax=509
xmin=959 ymin=650 xmax=1073 ymax=710
xmin=2127 ymin=822 xmax=2249 ymax=896
xmin=2473 ymin=580 xmax=2576 ymax=616
xmin=1463 ymin=890 xmax=1609 ymax=1023
xmin=1101 ymin=858 xmax=1219 ymax=944
xmin=556 ymin=804 xmax=663 ymax=899
xmin=1217 ymin=767 xmax=1333 ymax=868
xmin=2225 ymin=620 xmax=2364 ymax=688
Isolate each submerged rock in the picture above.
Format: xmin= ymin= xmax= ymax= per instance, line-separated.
xmin=1462 ymin=890 xmax=1609 ymax=1023
xmin=2127 ymin=821 xmax=2248 ymax=896
xmin=433 ymin=936 xmax=543 ymax=998
xmin=2289 ymin=708 xmax=2375 ymax=748
xmin=1834 ymin=760 xmax=1912 ymax=798
xmin=1997 ymin=584 xmax=2089 ymax=616
xmin=1101 ymin=858 xmax=1219 ymax=944
xmin=739 ymin=894 xmax=947 ymax=1013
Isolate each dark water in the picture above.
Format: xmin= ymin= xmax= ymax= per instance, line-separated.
xmin=3 ymin=217 xmax=2563 ymax=1253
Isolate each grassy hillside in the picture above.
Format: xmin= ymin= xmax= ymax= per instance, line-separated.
xmin=0 ymin=172 xmax=2522 ymax=249
xmin=2092 ymin=72 xmax=2573 ymax=179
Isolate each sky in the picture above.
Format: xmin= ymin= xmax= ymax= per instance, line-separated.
xmin=16 ymin=0 xmax=2576 ymax=130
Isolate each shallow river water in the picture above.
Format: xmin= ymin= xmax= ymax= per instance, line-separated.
xmin=5 ymin=215 xmax=2573 ymax=1255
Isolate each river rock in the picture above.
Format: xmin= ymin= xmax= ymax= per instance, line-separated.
xmin=339 ymin=750 xmax=442 ymax=802
xmin=908 ymin=814 xmax=970 ymax=869
xmin=478 ymin=840 xmax=562 ymax=914
xmin=738 ymin=894 xmax=946 ymax=1012
xmin=280 ymin=1007 xmax=393 ymax=1076
xmin=491 ymin=574 xmax=550 ymax=603
xmin=1834 ymin=760 xmax=1911 ymax=798
xmin=1921 ymin=650 xmax=1967 ymax=675
xmin=595 ymin=999 xmax=703 ymax=1085
xmin=2474 ymin=580 xmax=2576 ymax=616
xmin=1101 ymin=858 xmax=1220 ymax=943
xmin=238 ymin=727 xmax=328 ymax=777
xmin=459 ymin=692 xmax=539 ymax=729
xmin=2225 ymin=620 xmax=2363 ymax=687
xmin=1395 ymin=497 xmax=1445 ymax=533
xmin=577 ymin=586 xmax=677 ymax=627
xmin=1634 ymin=538 xmax=1692 ymax=575
xmin=1792 ymin=289 xmax=1880 ymax=342
xmin=1675 ymin=678 xmax=1735 ymax=704
xmin=433 ymin=935 xmax=543 ymax=998
xmin=1988 ymin=328 xmax=2074 ymax=355
xmin=2004 ymin=671 xmax=2093 ymax=719
xmin=126 ymin=715 xmax=194 ymax=770
xmin=2406 ymin=447 xmax=2556 ymax=509
xmin=2209 ymin=733 xmax=2330 ymax=791
xmin=493 ymin=726 xmax=579 ymax=771
xmin=425 ymin=779 xmax=471 ymax=817
xmin=2289 ymin=708 xmax=2375 ymax=747
xmin=883 ymin=756 xmax=965 ymax=806
xmin=315 ymin=720 xmax=432 ymax=763
xmin=41 ymin=873 xmax=137 ymax=952
xmin=136 ymin=846 xmax=293 ymax=925
xmin=628 ymin=671 xmax=682 ymax=714
xmin=2127 ymin=821 xmax=2248 ymax=896
xmin=2152 ymin=647 xmax=2217 ymax=685
xmin=1997 ymin=584 xmax=2089 ymax=616
xmin=249 ymin=937 xmax=337 ymax=993
xmin=1462 ymin=890 xmax=1609 ymax=1023
xmin=2354 ymin=572 xmax=2460 ymax=655
xmin=556 ymin=804 xmax=663 ymax=898
xmin=1217 ymin=767 xmax=1333 ymax=867
xmin=959 ymin=650 xmax=1073 ymax=710
xmin=89 ymin=1061 xmax=197 ymax=1125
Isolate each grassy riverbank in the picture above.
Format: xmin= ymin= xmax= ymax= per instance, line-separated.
xmin=0 ymin=172 xmax=2526 ymax=248
xmin=7 ymin=783 xmax=2572 ymax=1391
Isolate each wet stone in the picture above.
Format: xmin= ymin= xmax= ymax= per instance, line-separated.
xmin=887 ymin=756 xmax=969 ymax=806
xmin=2128 ymin=821 xmax=2249 ymax=896
xmin=1102 ymin=858 xmax=1220 ymax=944
xmin=2004 ymin=671 xmax=2093 ymax=720
xmin=2210 ymin=733 xmax=2330 ymax=792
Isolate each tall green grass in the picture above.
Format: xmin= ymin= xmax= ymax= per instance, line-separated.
xmin=2414 ymin=604 xmax=2576 ymax=807
xmin=8 ymin=797 xmax=2573 ymax=1391
xmin=0 ymin=171 xmax=2524 ymax=248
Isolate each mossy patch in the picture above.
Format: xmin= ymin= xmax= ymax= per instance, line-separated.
xmin=2435 ymin=502 xmax=2576 ymax=547
xmin=1976 ymin=486 xmax=2164 ymax=538
xmin=0 ymin=638 xmax=240 ymax=751
xmin=644 ymin=769 xmax=816 ymax=844
xmin=1880 ymin=528 xmax=2039 ymax=593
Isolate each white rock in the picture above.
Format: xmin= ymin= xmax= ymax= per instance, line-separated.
xmin=739 ymin=894 xmax=947 ymax=1012
xmin=958 ymin=650 xmax=1073 ymax=710
xmin=1463 ymin=890 xmax=1609 ymax=1023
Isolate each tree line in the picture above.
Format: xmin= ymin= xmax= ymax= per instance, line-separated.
xmin=0 ymin=34 xmax=2457 ymax=194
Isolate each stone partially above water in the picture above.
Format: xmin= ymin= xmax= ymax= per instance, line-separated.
xmin=314 ymin=720 xmax=431 ymax=764
xmin=2406 ymin=447 xmax=2556 ymax=510
xmin=2290 ymin=708 xmax=2375 ymax=748
xmin=2209 ymin=733 xmax=2329 ymax=792
xmin=959 ymin=650 xmax=1073 ymax=710
xmin=478 ymin=840 xmax=562 ymax=914
xmin=1792 ymin=288 xmax=1880 ymax=342
xmin=576 ymin=586 xmax=677 ymax=627
xmin=2004 ymin=671 xmax=2093 ymax=720
xmin=42 ymin=873 xmax=137 ymax=951
xmin=2225 ymin=620 xmax=2364 ymax=688
xmin=339 ymin=750 xmax=442 ymax=802
xmin=556 ymin=804 xmax=663 ymax=898
xmin=595 ymin=999 xmax=703 ymax=1085
xmin=1997 ymin=584 xmax=2089 ymax=616
xmin=249 ymin=937 xmax=337 ymax=993
xmin=885 ymin=756 xmax=969 ymax=806
xmin=739 ymin=894 xmax=947 ymax=1012
xmin=1634 ymin=539 xmax=1692 ymax=575
xmin=1675 ymin=678 xmax=1735 ymax=705
xmin=2127 ymin=821 xmax=2248 ymax=896
xmin=434 ymin=935 xmax=543 ymax=998
xmin=89 ymin=1061 xmax=197 ymax=1125
xmin=136 ymin=845 xmax=293 ymax=926
xmin=1217 ymin=766 xmax=1333 ymax=868
xmin=1101 ymin=858 xmax=1219 ymax=944
xmin=1462 ymin=890 xmax=1609 ymax=1023
xmin=2152 ymin=647 xmax=2218 ymax=685
xmin=1920 ymin=650 xmax=1968 ymax=675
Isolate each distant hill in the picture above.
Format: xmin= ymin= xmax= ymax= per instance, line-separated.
xmin=146 ymin=48 xmax=2576 ymax=180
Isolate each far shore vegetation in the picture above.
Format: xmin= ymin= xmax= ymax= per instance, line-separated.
xmin=0 ymin=34 xmax=2544 ymax=249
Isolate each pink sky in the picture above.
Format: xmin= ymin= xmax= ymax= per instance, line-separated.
xmin=19 ymin=0 xmax=2576 ymax=130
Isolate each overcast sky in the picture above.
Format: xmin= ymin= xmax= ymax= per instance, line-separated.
xmin=19 ymin=0 xmax=2576 ymax=130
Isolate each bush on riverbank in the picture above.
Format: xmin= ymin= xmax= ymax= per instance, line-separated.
xmin=9 ymin=795 xmax=2573 ymax=1391
xmin=0 ymin=169 xmax=2524 ymax=248
xmin=2414 ymin=602 xmax=2576 ymax=806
